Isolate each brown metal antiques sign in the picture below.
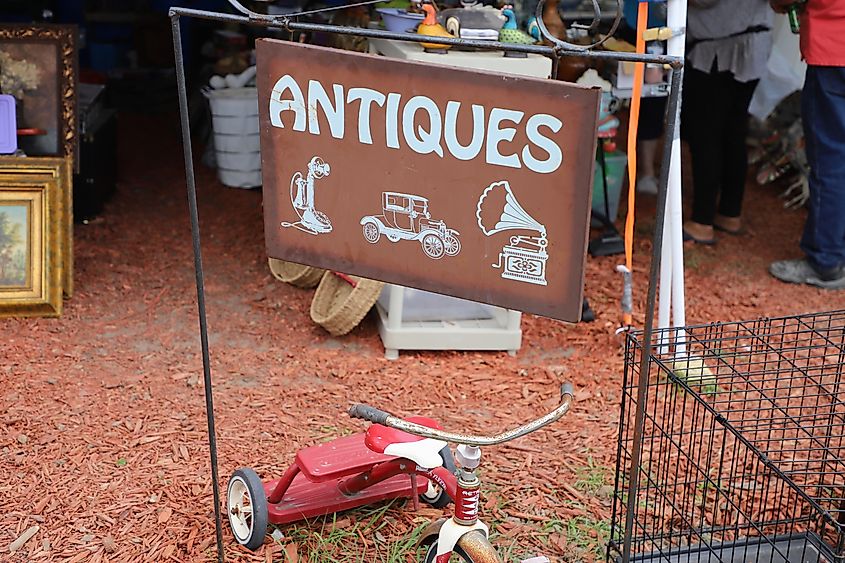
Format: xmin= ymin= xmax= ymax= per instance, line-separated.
xmin=255 ymin=39 xmax=600 ymax=322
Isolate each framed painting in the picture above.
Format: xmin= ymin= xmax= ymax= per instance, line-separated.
xmin=0 ymin=172 xmax=62 ymax=317
xmin=0 ymin=24 xmax=78 ymax=169
xmin=0 ymin=156 xmax=73 ymax=296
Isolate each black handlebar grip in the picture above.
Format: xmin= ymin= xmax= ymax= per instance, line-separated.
xmin=561 ymin=382 xmax=574 ymax=399
xmin=348 ymin=404 xmax=391 ymax=425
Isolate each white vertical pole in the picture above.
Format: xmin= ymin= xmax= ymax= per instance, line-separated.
xmin=657 ymin=207 xmax=672 ymax=353
xmin=659 ymin=0 xmax=688 ymax=355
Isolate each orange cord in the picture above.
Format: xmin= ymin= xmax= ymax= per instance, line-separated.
xmin=622 ymin=1 xmax=648 ymax=327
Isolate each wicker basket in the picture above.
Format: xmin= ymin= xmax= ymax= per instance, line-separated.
xmin=268 ymin=258 xmax=326 ymax=289
xmin=310 ymin=272 xmax=385 ymax=336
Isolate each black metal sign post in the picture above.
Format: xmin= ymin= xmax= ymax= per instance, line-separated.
xmin=168 ymin=2 xmax=683 ymax=561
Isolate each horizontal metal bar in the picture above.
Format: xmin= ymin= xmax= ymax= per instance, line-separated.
xmin=168 ymin=6 xmax=683 ymax=67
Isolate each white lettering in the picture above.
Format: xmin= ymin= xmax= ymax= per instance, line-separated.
xmin=307 ymin=80 xmax=345 ymax=139
xmin=269 ymin=74 xmax=306 ymax=131
xmin=385 ymin=93 xmax=401 ymax=149
xmin=486 ymin=108 xmax=524 ymax=169
xmin=267 ymin=74 xmax=567 ymax=173
xmin=347 ymin=87 xmax=386 ymax=145
xmin=444 ymin=101 xmax=485 ymax=161
xmin=402 ymin=96 xmax=444 ymax=157
xmin=523 ymin=114 xmax=563 ymax=174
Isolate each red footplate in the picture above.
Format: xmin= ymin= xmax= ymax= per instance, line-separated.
xmin=264 ymin=472 xmax=427 ymax=525
xmin=295 ymin=433 xmax=395 ymax=482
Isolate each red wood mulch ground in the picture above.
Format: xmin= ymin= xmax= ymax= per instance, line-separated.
xmin=0 ymin=112 xmax=837 ymax=563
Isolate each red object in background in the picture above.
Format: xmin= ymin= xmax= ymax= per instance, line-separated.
xmin=800 ymin=0 xmax=845 ymax=66
xmin=79 ymin=70 xmax=109 ymax=85
xmin=17 ymin=128 xmax=48 ymax=136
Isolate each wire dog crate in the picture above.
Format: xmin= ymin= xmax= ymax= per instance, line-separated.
xmin=609 ymin=310 xmax=845 ymax=563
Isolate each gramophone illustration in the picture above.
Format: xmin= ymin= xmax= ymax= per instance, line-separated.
xmin=281 ymin=156 xmax=332 ymax=234
xmin=476 ymin=180 xmax=548 ymax=287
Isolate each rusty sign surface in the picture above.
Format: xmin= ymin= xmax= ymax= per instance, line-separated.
xmin=256 ymin=39 xmax=600 ymax=322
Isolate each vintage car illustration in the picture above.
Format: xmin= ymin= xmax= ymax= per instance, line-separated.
xmin=360 ymin=192 xmax=461 ymax=259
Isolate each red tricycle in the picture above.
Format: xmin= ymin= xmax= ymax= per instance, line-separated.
xmin=226 ymin=383 xmax=573 ymax=562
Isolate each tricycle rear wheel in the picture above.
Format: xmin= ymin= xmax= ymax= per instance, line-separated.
xmin=227 ymin=468 xmax=269 ymax=551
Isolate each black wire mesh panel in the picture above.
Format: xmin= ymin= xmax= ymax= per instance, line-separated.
xmin=609 ymin=310 xmax=845 ymax=563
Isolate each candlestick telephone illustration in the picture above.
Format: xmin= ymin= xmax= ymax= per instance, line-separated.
xmin=282 ymin=156 xmax=333 ymax=234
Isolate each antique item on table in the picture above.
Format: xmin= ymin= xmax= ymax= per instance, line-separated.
xmin=540 ymin=0 xmax=567 ymax=41
xmin=0 ymin=25 xmax=78 ymax=169
xmin=577 ymin=69 xmax=620 ymax=139
xmin=377 ymin=7 xmax=425 ymax=33
xmin=527 ymin=16 xmax=542 ymax=42
xmin=498 ymin=5 xmax=538 ymax=57
xmin=328 ymin=5 xmax=370 ymax=52
xmin=0 ymin=157 xmax=73 ymax=297
xmin=437 ymin=0 xmax=505 ymax=41
xmin=0 ymin=168 xmax=63 ymax=317
xmin=416 ymin=1 xmax=454 ymax=53
xmin=0 ymin=94 xmax=16 ymax=154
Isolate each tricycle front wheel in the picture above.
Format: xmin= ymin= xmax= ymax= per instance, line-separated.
xmin=227 ymin=468 xmax=269 ymax=551
xmin=422 ymin=541 xmax=474 ymax=562
xmin=422 ymin=536 xmax=501 ymax=562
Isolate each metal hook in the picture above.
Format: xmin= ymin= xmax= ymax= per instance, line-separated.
xmin=534 ymin=0 xmax=622 ymax=53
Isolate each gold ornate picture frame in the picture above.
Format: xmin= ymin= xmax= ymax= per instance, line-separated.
xmin=0 ymin=24 xmax=78 ymax=170
xmin=0 ymin=171 xmax=62 ymax=317
xmin=0 ymin=157 xmax=72 ymax=296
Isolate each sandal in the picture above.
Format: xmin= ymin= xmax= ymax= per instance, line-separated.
xmin=683 ymin=221 xmax=716 ymax=245
xmin=682 ymin=228 xmax=716 ymax=246
xmin=714 ymin=215 xmax=743 ymax=235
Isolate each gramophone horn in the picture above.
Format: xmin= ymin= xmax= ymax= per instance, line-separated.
xmin=477 ymin=181 xmax=545 ymax=236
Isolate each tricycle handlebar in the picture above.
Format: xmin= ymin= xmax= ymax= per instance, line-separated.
xmin=348 ymin=383 xmax=574 ymax=447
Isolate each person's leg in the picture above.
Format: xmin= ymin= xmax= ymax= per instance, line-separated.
xmin=770 ymin=66 xmax=845 ymax=287
xmin=635 ymin=96 xmax=667 ymax=195
xmin=682 ymin=66 xmax=728 ymax=241
xmin=715 ymin=75 xmax=759 ymax=232
xmin=800 ymin=66 xmax=845 ymax=276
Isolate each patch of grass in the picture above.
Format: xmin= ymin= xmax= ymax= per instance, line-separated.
xmin=563 ymin=515 xmax=611 ymax=561
xmin=273 ymin=501 xmax=430 ymax=562
xmin=574 ymin=457 xmax=607 ymax=495
xmin=684 ymin=249 xmax=703 ymax=271
xmin=272 ymin=497 xmax=552 ymax=562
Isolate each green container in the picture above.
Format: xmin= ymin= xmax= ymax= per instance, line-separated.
xmin=592 ymin=150 xmax=627 ymax=228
